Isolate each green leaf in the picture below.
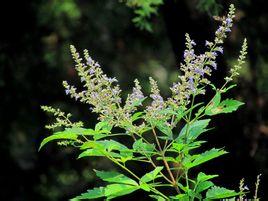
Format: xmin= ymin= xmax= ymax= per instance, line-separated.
xmin=104 ymin=184 xmax=139 ymax=199
xmin=95 ymin=121 xmax=112 ymax=132
xmin=140 ymin=167 xmax=163 ymax=183
xmin=72 ymin=184 xmax=139 ymax=200
xmin=196 ymin=181 xmax=214 ymax=193
xmin=221 ymin=84 xmax=237 ymax=93
xmin=131 ymin=112 xmax=144 ymax=122
xmin=205 ymin=186 xmax=240 ymax=199
xmin=78 ymin=149 xmax=106 ymax=158
xmin=219 ymin=99 xmax=244 ymax=113
xmin=149 ymin=194 xmax=166 ymax=201
xmin=79 ymin=140 xmax=132 ymax=161
xmin=170 ymin=194 xmax=189 ymax=201
xmin=65 ymin=127 xmax=96 ymax=135
xmin=133 ymin=139 xmax=155 ymax=156
xmin=94 ymin=170 xmax=138 ymax=186
xmin=172 ymin=143 xmax=186 ymax=152
xmin=206 ymin=98 xmax=244 ymax=116
xmin=177 ymin=183 xmax=189 ymax=193
xmin=39 ymin=131 xmax=77 ymax=150
xmin=140 ymin=182 xmax=151 ymax=192
xmin=184 ymin=148 xmax=227 ymax=169
xmin=176 ymin=119 xmax=211 ymax=142
xmin=132 ymin=97 xmax=147 ymax=107
xmin=205 ymin=92 xmax=221 ymax=115
xmin=197 ymin=172 xmax=218 ymax=183
xmin=72 ymin=187 xmax=105 ymax=200
xmin=156 ymin=121 xmax=173 ymax=139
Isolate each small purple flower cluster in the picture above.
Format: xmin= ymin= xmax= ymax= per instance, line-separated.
xmin=169 ymin=5 xmax=236 ymax=107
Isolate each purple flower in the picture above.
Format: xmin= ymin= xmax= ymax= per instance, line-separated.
xmin=112 ymin=88 xmax=120 ymax=95
xmin=87 ymin=57 xmax=94 ymax=66
xmin=91 ymin=92 xmax=98 ymax=99
xmin=205 ymin=40 xmax=211 ymax=47
xmin=218 ymin=46 xmax=224 ymax=54
xmin=226 ymin=18 xmax=232 ymax=26
xmin=194 ymin=68 xmax=205 ymax=76
xmin=216 ymin=26 xmax=223 ymax=35
xmin=95 ymin=62 xmax=100 ymax=68
xmin=75 ymin=94 xmax=79 ymax=101
xmin=88 ymin=68 xmax=95 ymax=75
xmin=226 ymin=28 xmax=231 ymax=32
xmin=132 ymin=88 xmax=144 ymax=100
xmin=65 ymin=89 xmax=70 ymax=95
xmin=188 ymin=76 xmax=195 ymax=92
xmin=184 ymin=50 xmax=195 ymax=59
xmin=211 ymin=61 xmax=217 ymax=70
xmin=191 ymin=40 xmax=196 ymax=46
xmin=150 ymin=94 xmax=163 ymax=102
xmin=212 ymin=52 xmax=218 ymax=57
xmin=81 ymin=77 xmax=85 ymax=82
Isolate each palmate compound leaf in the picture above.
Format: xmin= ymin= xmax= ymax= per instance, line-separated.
xmin=205 ymin=186 xmax=241 ymax=200
xmin=94 ymin=170 xmax=138 ymax=186
xmin=183 ymin=148 xmax=228 ymax=169
xmin=176 ymin=119 xmax=211 ymax=143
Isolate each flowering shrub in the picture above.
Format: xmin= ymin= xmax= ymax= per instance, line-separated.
xmin=40 ymin=4 xmax=258 ymax=200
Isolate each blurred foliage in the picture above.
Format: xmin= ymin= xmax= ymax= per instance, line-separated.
xmin=121 ymin=0 xmax=222 ymax=31
xmin=121 ymin=0 xmax=163 ymax=31
xmin=1 ymin=0 xmax=268 ymax=200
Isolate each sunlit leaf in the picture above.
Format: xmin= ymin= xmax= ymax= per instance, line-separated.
xmin=95 ymin=170 xmax=138 ymax=186
xmin=72 ymin=187 xmax=105 ymax=200
xmin=133 ymin=139 xmax=155 ymax=156
xmin=104 ymin=184 xmax=139 ymax=199
xmin=140 ymin=167 xmax=163 ymax=183
xmin=197 ymin=172 xmax=218 ymax=183
xmin=39 ymin=131 xmax=77 ymax=150
xmin=183 ymin=148 xmax=227 ymax=169
xmin=205 ymin=186 xmax=240 ymax=199
xmin=176 ymin=119 xmax=211 ymax=142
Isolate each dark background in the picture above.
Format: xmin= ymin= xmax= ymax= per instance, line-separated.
xmin=1 ymin=0 xmax=268 ymax=200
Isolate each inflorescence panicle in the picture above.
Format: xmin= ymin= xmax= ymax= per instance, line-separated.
xmin=41 ymin=105 xmax=83 ymax=129
xmin=40 ymin=4 xmax=254 ymax=201
xmin=43 ymin=4 xmax=247 ymax=133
